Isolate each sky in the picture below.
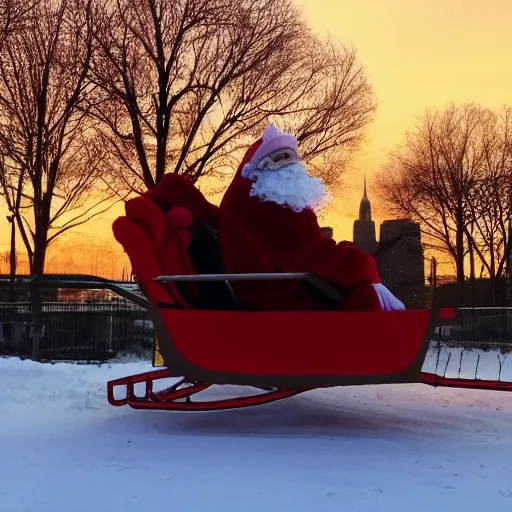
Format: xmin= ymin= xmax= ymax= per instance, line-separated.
xmin=1 ymin=0 xmax=512 ymax=277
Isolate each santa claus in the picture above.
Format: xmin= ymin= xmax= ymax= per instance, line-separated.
xmin=142 ymin=124 xmax=405 ymax=311
xmin=218 ymin=124 xmax=405 ymax=312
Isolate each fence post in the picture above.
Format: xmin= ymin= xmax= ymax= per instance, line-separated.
xmin=29 ymin=276 xmax=42 ymax=361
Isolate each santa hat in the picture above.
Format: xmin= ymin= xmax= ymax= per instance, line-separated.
xmin=241 ymin=124 xmax=300 ymax=180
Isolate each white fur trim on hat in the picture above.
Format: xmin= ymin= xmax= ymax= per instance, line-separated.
xmin=242 ymin=125 xmax=300 ymax=180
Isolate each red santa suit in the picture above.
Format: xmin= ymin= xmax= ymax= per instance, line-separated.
xmin=140 ymin=125 xmax=404 ymax=312
xmin=219 ymin=125 xmax=405 ymax=312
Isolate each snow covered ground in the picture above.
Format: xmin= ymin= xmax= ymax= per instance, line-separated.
xmin=423 ymin=344 xmax=512 ymax=381
xmin=1 ymin=352 xmax=512 ymax=512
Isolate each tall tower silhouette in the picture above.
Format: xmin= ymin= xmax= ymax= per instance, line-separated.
xmin=353 ymin=176 xmax=378 ymax=255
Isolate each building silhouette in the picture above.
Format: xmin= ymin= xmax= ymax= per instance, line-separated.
xmin=352 ymin=176 xmax=378 ymax=255
xmin=377 ymin=220 xmax=426 ymax=308
xmin=352 ymin=178 xmax=426 ymax=308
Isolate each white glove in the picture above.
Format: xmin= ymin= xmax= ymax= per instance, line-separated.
xmin=372 ymin=283 xmax=406 ymax=311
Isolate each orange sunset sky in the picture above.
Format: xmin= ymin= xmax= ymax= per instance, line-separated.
xmin=1 ymin=0 xmax=511 ymax=278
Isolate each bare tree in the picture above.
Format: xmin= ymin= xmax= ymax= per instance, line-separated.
xmin=466 ymin=106 xmax=512 ymax=302
xmin=0 ymin=0 xmax=116 ymax=275
xmin=277 ymin=38 xmax=375 ymax=189
xmin=0 ymin=0 xmax=40 ymax=40
xmin=375 ymin=104 xmax=497 ymax=303
xmin=86 ymin=0 xmax=375 ymax=194
xmin=0 ymin=0 xmax=41 ymax=285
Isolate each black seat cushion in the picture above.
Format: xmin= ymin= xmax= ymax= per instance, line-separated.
xmin=186 ymin=222 xmax=239 ymax=310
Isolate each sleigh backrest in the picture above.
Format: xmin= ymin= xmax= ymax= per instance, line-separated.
xmin=112 ymin=196 xmax=195 ymax=308
xmin=113 ymin=195 xmax=237 ymax=310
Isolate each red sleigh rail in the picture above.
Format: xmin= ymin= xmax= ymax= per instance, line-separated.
xmin=419 ymin=372 xmax=512 ymax=393
xmin=107 ymin=368 xmax=310 ymax=411
xmin=106 ymin=368 xmax=512 ymax=414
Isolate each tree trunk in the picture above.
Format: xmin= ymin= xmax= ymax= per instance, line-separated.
xmin=29 ymin=278 xmax=42 ymax=361
xmin=10 ymin=169 xmax=24 ymax=298
xmin=508 ymin=217 xmax=512 ymax=306
xmin=429 ymin=257 xmax=437 ymax=308
xmin=467 ymin=231 xmax=475 ymax=307
xmin=456 ymin=216 xmax=465 ymax=306
xmin=32 ymin=226 xmax=48 ymax=275
xmin=9 ymin=215 xmax=16 ymax=301
xmin=489 ymin=234 xmax=496 ymax=306
xmin=490 ymin=273 xmax=497 ymax=306
xmin=30 ymin=224 xmax=48 ymax=361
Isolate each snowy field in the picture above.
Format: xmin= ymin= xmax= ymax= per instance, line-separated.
xmin=1 ymin=351 xmax=512 ymax=512
xmin=423 ymin=344 xmax=512 ymax=381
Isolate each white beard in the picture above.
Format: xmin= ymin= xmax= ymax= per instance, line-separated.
xmin=248 ymin=162 xmax=330 ymax=213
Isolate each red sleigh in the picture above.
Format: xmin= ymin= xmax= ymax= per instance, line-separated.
xmin=104 ymin=194 xmax=512 ymax=412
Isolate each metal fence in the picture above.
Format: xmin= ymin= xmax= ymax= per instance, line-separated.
xmin=433 ymin=307 xmax=512 ymax=353
xmin=2 ymin=300 xmax=512 ymax=365
xmin=0 ymin=300 xmax=154 ymax=363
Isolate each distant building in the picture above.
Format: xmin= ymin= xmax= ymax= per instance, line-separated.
xmin=352 ymin=176 xmax=378 ymax=256
xmin=352 ymin=179 xmax=426 ymax=308
xmin=377 ymin=220 xmax=426 ymax=309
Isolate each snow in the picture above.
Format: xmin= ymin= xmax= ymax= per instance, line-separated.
xmin=423 ymin=344 xmax=512 ymax=382
xmin=1 ymin=352 xmax=512 ymax=512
